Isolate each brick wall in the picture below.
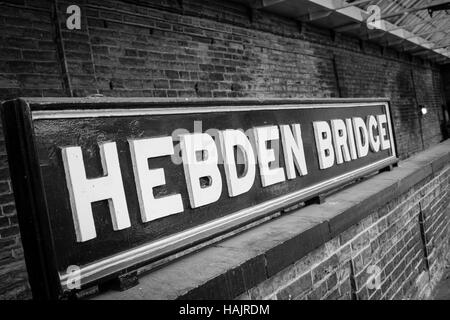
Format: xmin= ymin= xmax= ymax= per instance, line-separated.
xmin=83 ymin=0 xmax=445 ymax=156
xmin=236 ymin=165 xmax=450 ymax=300
xmin=0 ymin=136 xmax=30 ymax=299
xmin=0 ymin=0 xmax=448 ymax=299
xmin=0 ymin=0 xmax=60 ymax=299
xmin=1 ymin=0 xmax=446 ymax=154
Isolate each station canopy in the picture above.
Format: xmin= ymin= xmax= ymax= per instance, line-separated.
xmin=232 ymin=0 xmax=450 ymax=64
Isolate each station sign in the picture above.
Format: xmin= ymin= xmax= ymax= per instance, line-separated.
xmin=1 ymin=98 xmax=397 ymax=298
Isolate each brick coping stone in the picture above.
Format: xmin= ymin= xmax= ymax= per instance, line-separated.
xmin=92 ymin=139 xmax=450 ymax=300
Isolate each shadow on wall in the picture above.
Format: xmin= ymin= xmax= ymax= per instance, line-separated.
xmin=394 ymin=65 xmax=423 ymax=157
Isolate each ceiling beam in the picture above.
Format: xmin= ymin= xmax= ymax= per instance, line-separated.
xmin=434 ymin=55 xmax=450 ymax=61
xmin=428 ymin=1 xmax=450 ymax=16
xmin=414 ymin=51 xmax=449 ymax=60
xmin=379 ymin=0 xmax=450 ymax=20
xmin=298 ymin=0 xmax=381 ymax=22
xmin=436 ymin=57 xmax=450 ymax=63
xmin=336 ymin=0 xmax=376 ymax=10
xmin=413 ymin=50 xmax=441 ymax=57
xmin=422 ymin=34 xmax=450 ymax=48
xmin=405 ymin=25 xmax=450 ymax=39
xmin=334 ymin=22 xmax=362 ymax=32
xmin=411 ymin=43 xmax=450 ymax=55
xmin=250 ymin=0 xmax=286 ymax=9
xmin=415 ymin=52 xmax=436 ymax=59
xmin=386 ymin=25 xmax=450 ymax=46
xmin=365 ymin=30 xmax=387 ymax=39
xmin=384 ymin=15 xmax=450 ymax=32
xmin=298 ymin=10 xmax=333 ymax=21
xmin=254 ymin=0 xmax=375 ymax=10
xmin=426 ymin=43 xmax=450 ymax=50
xmin=387 ymin=38 xmax=408 ymax=46
xmin=333 ymin=6 xmax=450 ymax=37
xmin=331 ymin=2 xmax=450 ymax=54
xmin=400 ymin=33 xmax=450 ymax=50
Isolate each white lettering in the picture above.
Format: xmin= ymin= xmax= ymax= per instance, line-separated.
xmin=219 ymin=129 xmax=256 ymax=197
xmin=129 ymin=137 xmax=184 ymax=223
xmin=253 ymin=126 xmax=286 ymax=187
xmin=330 ymin=119 xmax=351 ymax=164
xmin=377 ymin=114 xmax=391 ymax=150
xmin=367 ymin=115 xmax=380 ymax=152
xmin=353 ymin=117 xmax=369 ymax=158
xmin=313 ymin=121 xmax=335 ymax=169
xmin=180 ymin=133 xmax=222 ymax=208
xmin=62 ymin=142 xmax=130 ymax=242
xmin=280 ymin=124 xmax=308 ymax=179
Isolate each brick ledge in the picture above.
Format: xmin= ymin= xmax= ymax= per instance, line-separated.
xmin=92 ymin=140 xmax=450 ymax=300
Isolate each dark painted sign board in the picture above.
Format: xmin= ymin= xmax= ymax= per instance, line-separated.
xmin=1 ymin=98 xmax=397 ymax=299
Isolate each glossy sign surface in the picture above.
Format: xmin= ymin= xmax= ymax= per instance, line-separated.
xmin=3 ymin=98 xmax=397 ymax=291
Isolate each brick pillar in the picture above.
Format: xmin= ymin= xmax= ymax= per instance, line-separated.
xmin=0 ymin=0 xmax=64 ymax=300
xmin=0 ymin=124 xmax=31 ymax=299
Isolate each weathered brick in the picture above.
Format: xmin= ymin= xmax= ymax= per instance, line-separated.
xmin=0 ymin=0 xmax=448 ymax=301
xmin=2 ymin=204 xmax=16 ymax=216
xmin=0 ymin=182 xmax=10 ymax=194
xmin=0 ymin=217 xmax=10 ymax=229
xmin=276 ymin=273 xmax=312 ymax=300
xmin=0 ymin=225 xmax=19 ymax=238
xmin=307 ymin=280 xmax=327 ymax=300
xmin=312 ymin=254 xmax=339 ymax=284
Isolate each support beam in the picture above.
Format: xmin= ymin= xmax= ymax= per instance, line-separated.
xmin=403 ymin=25 xmax=450 ymax=40
xmin=436 ymin=57 xmax=450 ymax=63
xmin=428 ymin=2 xmax=450 ymax=17
xmin=253 ymin=0 xmax=375 ymax=10
xmin=366 ymin=30 xmax=387 ymax=40
xmin=385 ymin=15 xmax=450 ymax=32
xmin=412 ymin=44 xmax=450 ymax=55
xmin=250 ymin=0 xmax=286 ymax=9
xmin=337 ymin=0 xmax=375 ymax=9
xmin=360 ymin=27 xmax=391 ymax=40
xmin=434 ymin=56 xmax=450 ymax=62
xmin=387 ymin=38 xmax=406 ymax=47
xmin=298 ymin=0 xmax=379 ymax=22
xmin=380 ymin=0 xmax=450 ymax=20
xmin=403 ymin=36 xmax=450 ymax=52
xmin=436 ymin=53 xmax=450 ymax=59
xmin=419 ymin=39 xmax=450 ymax=51
xmin=334 ymin=22 xmax=362 ymax=33
xmin=298 ymin=10 xmax=332 ymax=22
xmin=413 ymin=50 xmax=438 ymax=57
xmin=428 ymin=43 xmax=450 ymax=50
xmin=390 ymin=30 xmax=450 ymax=47
xmin=334 ymin=0 xmax=376 ymax=10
